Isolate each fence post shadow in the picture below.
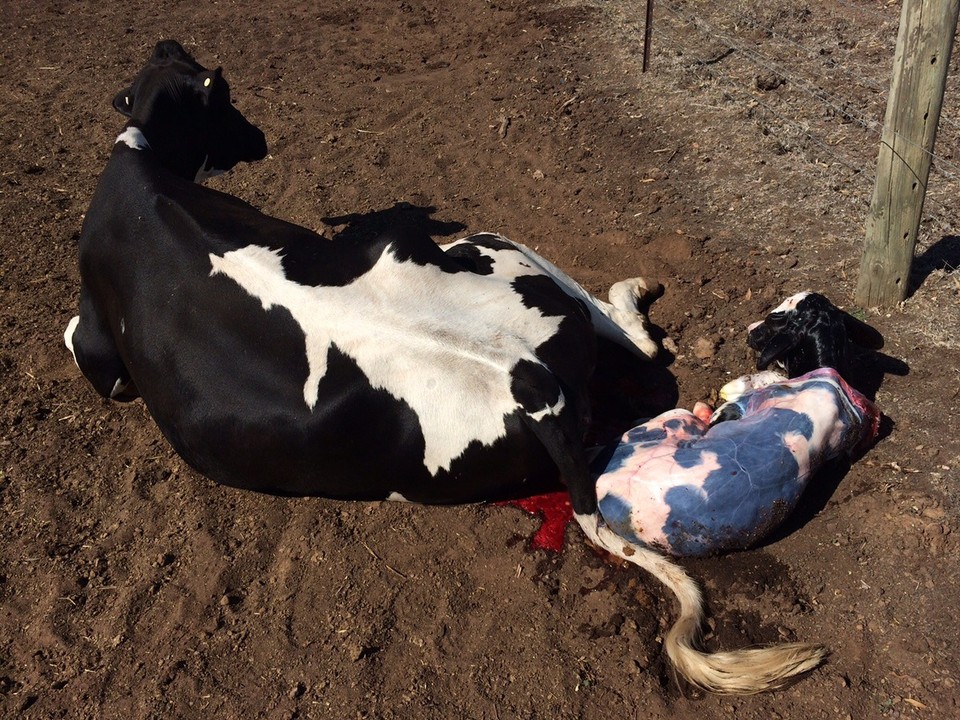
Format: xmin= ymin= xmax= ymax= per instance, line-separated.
xmin=908 ymin=234 xmax=960 ymax=296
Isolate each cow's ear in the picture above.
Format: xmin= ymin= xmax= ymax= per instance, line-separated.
xmin=113 ymin=87 xmax=134 ymax=117
xmin=197 ymin=67 xmax=224 ymax=104
xmin=756 ymin=331 xmax=800 ymax=371
xmin=151 ymin=40 xmax=190 ymax=64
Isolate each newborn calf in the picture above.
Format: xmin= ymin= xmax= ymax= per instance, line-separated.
xmin=596 ymin=368 xmax=879 ymax=557
xmin=595 ymin=291 xmax=882 ymax=557
xmin=578 ymin=292 xmax=882 ymax=691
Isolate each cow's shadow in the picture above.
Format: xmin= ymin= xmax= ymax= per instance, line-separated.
xmin=588 ymin=340 xmax=679 ymax=447
xmin=321 ymin=203 xmax=467 ymax=244
xmin=824 ymin=307 xmax=910 ymax=402
xmin=845 ymin=344 xmax=909 ymax=403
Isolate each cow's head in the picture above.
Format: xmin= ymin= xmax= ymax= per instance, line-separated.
xmin=113 ymin=40 xmax=267 ymax=180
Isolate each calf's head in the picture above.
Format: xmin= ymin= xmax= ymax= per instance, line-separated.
xmin=746 ymin=291 xmax=848 ymax=377
xmin=113 ymin=40 xmax=267 ymax=180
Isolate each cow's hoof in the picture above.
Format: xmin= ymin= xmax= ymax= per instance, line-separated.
xmin=609 ymin=278 xmax=661 ymax=359
xmin=609 ymin=277 xmax=663 ymax=311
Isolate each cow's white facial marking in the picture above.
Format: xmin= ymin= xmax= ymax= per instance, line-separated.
xmin=209 ymin=244 xmax=563 ymax=474
xmin=109 ymin=378 xmax=129 ymax=398
xmin=116 ymin=127 xmax=150 ymax=150
xmin=64 ymin=315 xmax=80 ymax=368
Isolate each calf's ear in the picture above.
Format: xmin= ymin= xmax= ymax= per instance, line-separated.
xmin=756 ymin=330 xmax=800 ymax=371
xmin=842 ymin=313 xmax=884 ymax=350
xmin=113 ymin=87 xmax=134 ymax=117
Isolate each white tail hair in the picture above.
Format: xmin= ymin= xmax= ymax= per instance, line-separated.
xmin=575 ymin=513 xmax=827 ymax=694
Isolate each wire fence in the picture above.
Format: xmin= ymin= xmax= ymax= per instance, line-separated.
xmin=650 ymin=0 xmax=960 ymax=231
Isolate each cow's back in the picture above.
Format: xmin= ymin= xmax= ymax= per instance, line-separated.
xmin=76 ymin=150 xmax=591 ymax=500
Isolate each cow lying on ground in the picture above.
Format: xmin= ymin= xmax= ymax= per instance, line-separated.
xmin=65 ymin=40 xmax=822 ymax=694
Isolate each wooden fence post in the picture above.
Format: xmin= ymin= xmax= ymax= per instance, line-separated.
xmin=855 ymin=0 xmax=960 ymax=308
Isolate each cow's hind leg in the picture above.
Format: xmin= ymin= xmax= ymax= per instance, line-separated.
xmin=603 ymin=277 xmax=662 ymax=359
xmin=456 ymin=234 xmax=663 ymax=359
xmin=498 ymin=241 xmax=661 ymax=360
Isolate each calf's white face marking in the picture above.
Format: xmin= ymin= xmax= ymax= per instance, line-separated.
xmin=209 ymin=244 xmax=563 ymax=475
xmin=769 ymin=291 xmax=810 ymax=315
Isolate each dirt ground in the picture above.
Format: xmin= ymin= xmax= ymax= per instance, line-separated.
xmin=2 ymin=1 xmax=958 ymax=718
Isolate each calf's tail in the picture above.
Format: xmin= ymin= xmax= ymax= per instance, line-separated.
xmin=574 ymin=513 xmax=827 ymax=694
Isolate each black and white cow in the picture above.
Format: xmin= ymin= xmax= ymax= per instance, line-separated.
xmin=66 ymin=40 xmax=658 ymax=510
xmin=65 ymin=40 xmax=819 ymax=694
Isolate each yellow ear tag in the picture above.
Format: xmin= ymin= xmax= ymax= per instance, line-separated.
xmin=203 ymin=77 xmax=212 ymax=88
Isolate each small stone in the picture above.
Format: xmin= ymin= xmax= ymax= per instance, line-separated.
xmin=532 ymin=169 xmax=545 ymax=181
xmin=288 ymin=682 xmax=306 ymax=699
xmin=761 ymin=285 xmax=779 ymax=301
xmin=756 ymin=73 xmax=785 ymax=91
xmin=661 ymin=336 xmax=679 ymax=354
xmin=693 ymin=336 xmax=720 ymax=360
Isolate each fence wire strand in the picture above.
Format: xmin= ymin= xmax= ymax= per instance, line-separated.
xmin=656 ymin=0 xmax=960 ymax=219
